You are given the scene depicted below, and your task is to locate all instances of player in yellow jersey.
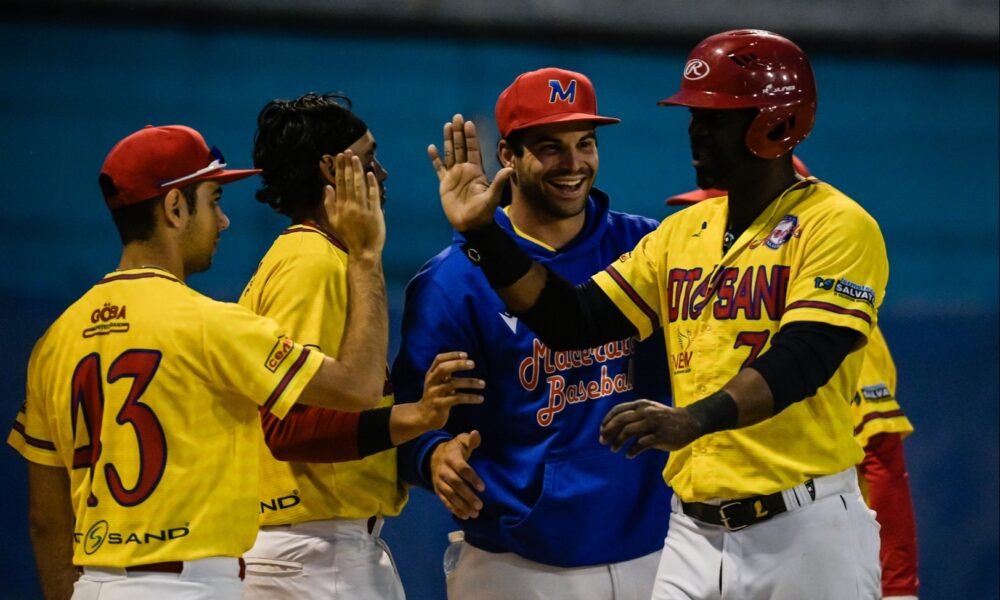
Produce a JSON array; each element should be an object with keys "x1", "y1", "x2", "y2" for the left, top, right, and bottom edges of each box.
[
  {"x1": 668, "y1": 160, "x2": 921, "y2": 599},
  {"x1": 240, "y1": 92, "x2": 484, "y2": 599},
  {"x1": 429, "y1": 30, "x2": 886, "y2": 599},
  {"x1": 8, "y1": 124, "x2": 391, "y2": 600}
]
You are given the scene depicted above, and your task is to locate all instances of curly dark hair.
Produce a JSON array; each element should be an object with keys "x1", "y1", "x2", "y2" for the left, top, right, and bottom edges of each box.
[{"x1": 253, "y1": 92, "x2": 368, "y2": 220}]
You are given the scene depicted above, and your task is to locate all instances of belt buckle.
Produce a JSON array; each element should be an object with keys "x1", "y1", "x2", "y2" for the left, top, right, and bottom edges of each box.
[{"x1": 718, "y1": 501, "x2": 749, "y2": 531}]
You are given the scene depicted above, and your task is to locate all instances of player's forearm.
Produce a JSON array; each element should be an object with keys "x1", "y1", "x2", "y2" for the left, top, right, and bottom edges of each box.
[
  {"x1": 28, "y1": 463, "x2": 76, "y2": 600},
  {"x1": 862, "y1": 433, "x2": 920, "y2": 596},
  {"x1": 30, "y1": 527, "x2": 75, "y2": 600},
  {"x1": 340, "y1": 253, "x2": 389, "y2": 400}
]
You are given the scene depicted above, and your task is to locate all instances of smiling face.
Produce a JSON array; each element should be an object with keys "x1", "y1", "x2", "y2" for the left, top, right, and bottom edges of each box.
[
  {"x1": 687, "y1": 107, "x2": 758, "y2": 191},
  {"x1": 179, "y1": 181, "x2": 229, "y2": 275},
  {"x1": 500, "y1": 121, "x2": 599, "y2": 220}
]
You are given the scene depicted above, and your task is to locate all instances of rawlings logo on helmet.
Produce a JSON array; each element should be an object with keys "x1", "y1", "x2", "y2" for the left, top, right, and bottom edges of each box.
[{"x1": 683, "y1": 59, "x2": 710, "y2": 80}]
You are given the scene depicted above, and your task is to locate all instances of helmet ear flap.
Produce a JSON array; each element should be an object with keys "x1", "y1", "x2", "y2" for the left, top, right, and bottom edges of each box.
[{"x1": 745, "y1": 103, "x2": 816, "y2": 159}]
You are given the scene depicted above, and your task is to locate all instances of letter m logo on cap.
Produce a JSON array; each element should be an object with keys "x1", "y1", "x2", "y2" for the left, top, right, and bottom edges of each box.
[{"x1": 548, "y1": 79, "x2": 577, "y2": 104}]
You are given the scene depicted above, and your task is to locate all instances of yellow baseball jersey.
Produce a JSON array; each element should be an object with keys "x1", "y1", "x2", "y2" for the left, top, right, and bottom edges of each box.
[
  {"x1": 7, "y1": 267, "x2": 323, "y2": 567},
  {"x1": 241, "y1": 224, "x2": 406, "y2": 525},
  {"x1": 851, "y1": 325, "x2": 913, "y2": 448},
  {"x1": 593, "y1": 179, "x2": 889, "y2": 502}
]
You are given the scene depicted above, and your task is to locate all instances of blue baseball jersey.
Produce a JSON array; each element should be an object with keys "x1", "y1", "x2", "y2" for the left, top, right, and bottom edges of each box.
[{"x1": 393, "y1": 190, "x2": 671, "y2": 567}]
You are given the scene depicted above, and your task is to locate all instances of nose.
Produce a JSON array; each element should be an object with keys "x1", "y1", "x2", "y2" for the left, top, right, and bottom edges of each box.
[
  {"x1": 217, "y1": 206, "x2": 230, "y2": 232},
  {"x1": 559, "y1": 148, "x2": 583, "y2": 171},
  {"x1": 373, "y1": 159, "x2": 388, "y2": 182}
]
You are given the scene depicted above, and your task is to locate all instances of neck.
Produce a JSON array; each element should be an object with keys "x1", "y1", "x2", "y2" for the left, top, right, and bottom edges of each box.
[
  {"x1": 303, "y1": 205, "x2": 334, "y2": 236},
  {"x1": 725, "y1": 164, "x2": 800, "y2": 235},
  {"x1": 118, "y1": 240, "x2": 185, "y2": 281},
  {"x1": 507, "y1": 193, "x2": 587, "y2": 251}
]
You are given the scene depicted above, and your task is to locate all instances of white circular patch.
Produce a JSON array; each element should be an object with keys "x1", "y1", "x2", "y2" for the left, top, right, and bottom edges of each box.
[{"x1": 683, "y1": 59, "x2": 710, "y2": 80}]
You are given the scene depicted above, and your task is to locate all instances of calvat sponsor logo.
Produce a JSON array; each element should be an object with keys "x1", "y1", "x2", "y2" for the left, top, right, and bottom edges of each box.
[
  {"x1": 75, "y1": 520, "x2": 190, "y2": 554},
  {"x1": 834, "y1": 278, "x2": 875, "y2": 306}
]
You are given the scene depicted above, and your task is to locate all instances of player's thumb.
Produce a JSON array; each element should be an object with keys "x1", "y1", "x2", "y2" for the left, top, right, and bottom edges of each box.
[
  {"x1": 460, "y1": 429, "x2": 482, "y2": 457},
  {"x1": 487, "y1": 168, "x2": 514, "y2": 204}
]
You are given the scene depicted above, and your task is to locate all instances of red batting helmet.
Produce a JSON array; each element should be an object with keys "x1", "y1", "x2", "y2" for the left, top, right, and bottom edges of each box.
[{"x1": 659, "y1": 29, "x2": 817, "y2": 159}]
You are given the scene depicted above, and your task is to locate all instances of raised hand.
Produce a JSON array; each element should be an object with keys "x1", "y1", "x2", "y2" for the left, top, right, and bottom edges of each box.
[
  {"x1": 416, "y1": 352, "x2": 486, "y2": 431},
  {"x1": 324, "y1": 151, "x2": 385, "y2": 257},
  {"x1": 599, "y1": 399, "x2": 699, "y2": 457},
  {"x1": 428, "y1": 114, "x2": 513, "y2": 232},
  {"x1": 430, "y1": 430, "x2": 485, "y2": 520}
]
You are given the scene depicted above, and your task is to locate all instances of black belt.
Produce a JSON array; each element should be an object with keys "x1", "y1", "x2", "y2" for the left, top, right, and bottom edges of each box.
[{"x1": 682, "y1": 479, "x2": 816, "y2": 531}]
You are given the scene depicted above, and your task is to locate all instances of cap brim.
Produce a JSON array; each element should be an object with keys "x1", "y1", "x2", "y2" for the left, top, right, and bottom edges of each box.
[
  {"x1": 657, "y1": 89, "x2": 758, "y2": 109},
  {"x1": 192, "y1": 168, "x2": 261, "y2": 187},
  {"x1": 665, "y1": 187, "x2": 725, "y2": 206},
  {"x1": 506, "y1": 113, "x2": 620, "y2": 136}
]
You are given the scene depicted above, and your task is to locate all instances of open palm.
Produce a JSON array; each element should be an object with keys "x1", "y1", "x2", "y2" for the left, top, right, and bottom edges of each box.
[{"x1": 428, "y1": 114, "x2": 512, "y2": 232}]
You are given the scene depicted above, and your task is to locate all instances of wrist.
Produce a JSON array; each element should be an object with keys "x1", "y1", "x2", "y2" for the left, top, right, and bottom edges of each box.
[
  {"x1": 461, "y1": 221, "x2": 533, "y2": 289},
  {"x1": 685, "y1": 390, "x2": 739, "y2": 436}
]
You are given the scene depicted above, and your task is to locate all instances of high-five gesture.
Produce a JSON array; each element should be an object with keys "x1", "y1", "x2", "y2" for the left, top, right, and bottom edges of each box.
[
  {"x1": 324, "y1": 151, "x2": 386, "y2": 257},
  {"x1": 428, "y1": 114, "x2": 513, "y2": 232}
]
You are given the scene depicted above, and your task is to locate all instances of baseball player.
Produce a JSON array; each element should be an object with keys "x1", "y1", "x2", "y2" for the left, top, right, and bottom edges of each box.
[
  {"x1": 394, "y1": 68, "x2": 671, "y2": 600},
  {"x1": 8, "y1": 124, "x2": 389, "y2": 599},
  {"x1": 240, "y1": 92, "x2": 484, "y2": 599},
  {"x1": 668, "y1": 159, "x2": 921, "y2": 599},
  {"x1": 430, "y1": 30, "x2": 887, "y2": 599}
]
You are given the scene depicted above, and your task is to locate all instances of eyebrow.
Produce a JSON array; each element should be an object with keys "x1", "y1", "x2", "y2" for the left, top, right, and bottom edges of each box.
[{"x1": 529, "y1": 132, "x2": 597, "y2": 145}]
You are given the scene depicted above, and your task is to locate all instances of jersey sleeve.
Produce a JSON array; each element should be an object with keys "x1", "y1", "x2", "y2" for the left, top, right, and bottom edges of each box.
[
  {"x1": 200, "y1": 301, "x2": 324, "y2": 420},
  {"x1": 392, "y1": 267, "x2": 475, "y2": 488},
  {"x1": 8, "y1": 337, "x2": 64, "y2": 467},
  {"x1": 782, "y1": 204, "x2": 889, "y2": 338},
  {"x1": 590, "y1": 226, "x2": 665, "y2": 341},
  {"x1": 852, "y1": 327, "x2": 913, "y2": 447}
]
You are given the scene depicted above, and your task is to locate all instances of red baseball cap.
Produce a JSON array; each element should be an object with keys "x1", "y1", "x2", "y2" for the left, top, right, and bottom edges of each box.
[
  {"x1": 665, "y1": 155, "x2": 812, "y2": 206},
  {"x1": 495, "y1": 67, "x2": 620, "y2": 138},
  {"x1": 99, "y1": 125, "x2": 260, "y2": 209}
]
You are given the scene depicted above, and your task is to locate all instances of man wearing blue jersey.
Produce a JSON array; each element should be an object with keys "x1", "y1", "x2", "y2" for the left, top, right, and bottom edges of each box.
[{"x1": 393, "y1": 68, "x2": 671, "y2": 600}]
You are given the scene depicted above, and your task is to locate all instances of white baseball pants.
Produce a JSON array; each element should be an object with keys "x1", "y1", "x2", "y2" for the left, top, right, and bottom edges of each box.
[
  {"x1": 243, "y1": 517, "x2": 405, "y2": 600},
  {"x1": 73, "y1": 557, "x2": 243, "y2": 599},
  {"x1": 652, "y1": 467, "x2": 881, "y2": 600},
  {"x1": 447, "y1": 542, "x2": 662, "y2": 600}
]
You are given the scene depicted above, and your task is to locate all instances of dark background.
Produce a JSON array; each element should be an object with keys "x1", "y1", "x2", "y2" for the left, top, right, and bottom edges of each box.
[{"x1": 0, "y1": 8, "x2": 996, "y2": 599}]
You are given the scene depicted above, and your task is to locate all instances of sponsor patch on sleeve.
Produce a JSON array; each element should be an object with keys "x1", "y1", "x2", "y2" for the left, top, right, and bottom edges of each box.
[
  {"x1": 860, "y1": 383, "x2": 893, "y2": 401},
  {"x1": 264, "y1": 336, "x2": 295, "y2": 372},
  {"x1": 814, "y1": 277, "x2": 876, "y2": 306}
]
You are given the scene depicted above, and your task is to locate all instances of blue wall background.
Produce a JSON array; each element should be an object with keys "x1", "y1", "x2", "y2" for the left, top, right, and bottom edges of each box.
[{"x1": 1, "y1": 19, "x2": 996, "y2": 599}]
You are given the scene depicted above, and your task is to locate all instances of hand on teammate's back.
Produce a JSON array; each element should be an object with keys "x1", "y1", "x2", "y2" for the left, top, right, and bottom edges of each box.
[
  {"x1": 428, "y1": 114, "x2": 512, "y2": 233},
  {"x1": 599, "y1": 399, "x2": 700, "y2": 456},
  {"x1": 325, "y1": 151, "x2": 385, "y2": 256},
  {"x1": 430, "y1": 430, "x2": 485, "y2": 520}
]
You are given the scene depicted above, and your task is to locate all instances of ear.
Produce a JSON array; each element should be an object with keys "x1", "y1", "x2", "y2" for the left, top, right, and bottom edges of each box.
[
  {"x1": 497, "y1": 140, "x2": 516, "y2": 169},
  {"x1": 318, "y1": 155, "x2": 336, "y2": 184},
  {"x1": 160, "y1": 188, "x2": 187, "y2": 229}
]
